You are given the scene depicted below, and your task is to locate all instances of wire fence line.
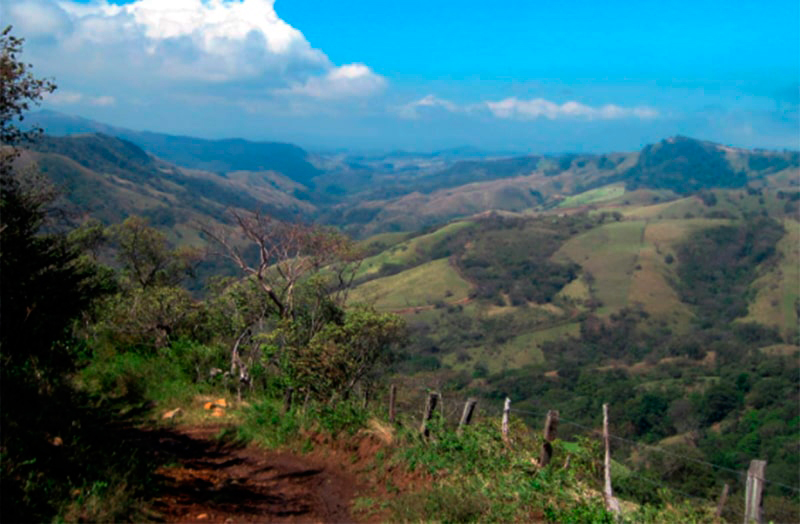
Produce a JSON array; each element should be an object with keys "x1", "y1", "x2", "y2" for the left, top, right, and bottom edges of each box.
[
  {"x1": 504, "y1": 404, "x2": 800, "y2": 494},
  {"x1": 369, "y1": 382, "x2": 800, "y2": 516}
]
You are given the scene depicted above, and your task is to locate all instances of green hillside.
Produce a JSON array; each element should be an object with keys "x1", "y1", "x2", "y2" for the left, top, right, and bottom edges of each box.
[
  {"x1": 17, "y1": 134, "x2": 316, "y2": 248},
  {"x1": 349, "y1": 258, "x2": 473, "y2": 311}
]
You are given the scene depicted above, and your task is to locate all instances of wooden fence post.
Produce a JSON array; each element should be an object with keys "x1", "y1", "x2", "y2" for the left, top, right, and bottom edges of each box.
[
  {"x1": 420, "y1": 392, "x2": 439, "y2": 438},
  {"x1": 283, "y1": 387, "x2": 294, "y2": 414},
  {"x1": 362, "y1": 386, "x2": 370, "y2": 410},
  {"x1": 744, "y1": 460, "x2": 766, "y2": 524},
  {"x1": 603, "y1": 403, "x2": 620, "y2": 514},
  {"x1": 388, "y1": 384, "x2": 397, "y2": 423},
  {"x1": 714, "y1": 482, "x2": 729, "y2": 519},
  {"x1": 501, "y1": 397, "x2": 511, "y2": 442},
  {"x1": 539, "y1": 410, "x2": 559, "y2": 467},
  {"x1": 457, "y1": 398, "x2": 477, "y2": 435}
]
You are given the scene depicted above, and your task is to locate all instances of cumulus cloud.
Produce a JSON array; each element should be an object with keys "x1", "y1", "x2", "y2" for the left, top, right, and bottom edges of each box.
[
  {"x1": 4, "y1": 0, "x2": 72, "y2": 37},
  {"x1": 485, "y1": 97, "x2": 659, "y2": 120},
  {"x1": 5, "y1": 0, "x2": 384, "y2": 104},
  {"x1": 280, "y1": 63, "x2": 387, "y2": 99}
]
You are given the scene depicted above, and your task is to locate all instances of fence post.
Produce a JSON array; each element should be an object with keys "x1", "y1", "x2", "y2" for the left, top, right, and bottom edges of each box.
[
  {"x1": 389, "y1": 384, "x2": 397, "y2": 423},
  {"x1": 283, "y1": 387, "x2": 294, "y2": 414},
  {"x1": 501, "y1": 397, "x2": 511, "y2": 442},
  {"x1": 603, "y1": 403, "x2": 620, "y2": 514},
  {"x1": 362, "y1": 386, "x2": 370, "y2": 410},
  {"x1": 744, "y1": 460, "x2": 766, "y2": 524},
  {"x1": 457, "y1": 398, "x2": 477, "y2": 435},
  {"x1": 540, "y1": 410, "x2": 559, "y2": 467},
  {"x1": 715, "y1": 482, "x2": 729, "y2": 519},
  {"x1": 420, "y1": 392, "x2": 439, "y2": 438}
]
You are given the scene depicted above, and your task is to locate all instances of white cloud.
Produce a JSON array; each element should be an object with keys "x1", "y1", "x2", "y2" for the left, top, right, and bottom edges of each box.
[
  {"x1": 89, "y1": 95, "x2": 116, "y2": 107},
  {"x1": 43, "y1": 90, "x2": 116, "y2": 106},
  {"x1": 6, "y1": 0, "x2": 384, "y2": 103},
  {"x1": 5, "y1": 0, "x2": 72, "y2": 37},
  {"x1": 396, "y1": 94, "x2": 462, "y2": 119},
  {"x1": 485, "y1": 97, "x2": 659, "y2": 120},
  {"x1": 395, "y1": 95, "x2": 658, "y2": 121},
  {"x1": 44, "y1": 90, "x2": 84, "y2": 105},
  {"x1": 281, "y1": 63, "x2": 386, "y2": 99}
]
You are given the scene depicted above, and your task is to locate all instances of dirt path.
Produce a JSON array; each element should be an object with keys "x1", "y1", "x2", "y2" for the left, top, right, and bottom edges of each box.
[{"x1": 149, "y1": 425, "x2": 357, "y2": 523}]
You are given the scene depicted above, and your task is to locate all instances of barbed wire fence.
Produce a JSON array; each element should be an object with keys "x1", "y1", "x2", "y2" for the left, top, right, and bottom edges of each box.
[{"x1": 358, "y1": 380, "x2": 800, "y2": 523}]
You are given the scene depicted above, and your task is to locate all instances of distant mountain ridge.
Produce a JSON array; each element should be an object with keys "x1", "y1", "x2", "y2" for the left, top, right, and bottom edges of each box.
[
  {"x1": 27, "y1": 110, "x2": 320, "y2": 184},
  {"x1": 20, "y1": 111, "x2": 799, "y2": 240}
]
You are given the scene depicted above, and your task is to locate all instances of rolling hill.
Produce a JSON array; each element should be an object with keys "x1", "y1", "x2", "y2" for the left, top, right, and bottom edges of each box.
[
  {"x1": 28, "y1": 110, "x2": 321, "y2": 184},
  {"x1": 15, "y1": 133, "x2": 316, "y2": 247}
]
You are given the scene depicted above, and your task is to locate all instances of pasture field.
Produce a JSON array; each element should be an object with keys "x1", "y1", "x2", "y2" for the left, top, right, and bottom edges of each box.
[
  {"x1": 556, "y1": 276, "x2": 592, "y2": 303},
  {"x1": 621, "y1": 196, "x2": 704, "y2": 220},
  {"x1": 557, "y1": 184, "x2": 625, "y2": 209},
  {"x1": 553, "y1": 220, "x2": 646, "y2": 314},
  {"x1": 349, "y1": 258, "x2": 473, "y2": 311},
  {"x1": 357, "y1": 231, "x2": 410, "y2": 253},
  {"x1": 354, "y1": 220, "x2": 475, "y2": 280},
  {"x1": 442, "y1": 322, "x2": 580, "y2": 374}
]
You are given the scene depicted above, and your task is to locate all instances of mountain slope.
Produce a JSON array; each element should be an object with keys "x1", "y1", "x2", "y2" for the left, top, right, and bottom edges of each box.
[
  {"x1": 28, "y1": 110, "x2": 320, "y2": 184},
  {"x1": 17, "y1": 133, "x2": 315, "y2": 245}
]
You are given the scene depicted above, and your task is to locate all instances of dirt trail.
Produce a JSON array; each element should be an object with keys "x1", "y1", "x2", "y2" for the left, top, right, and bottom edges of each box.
[{"x1": 150, "y1": 425, "x2": 357, "y2": 523}]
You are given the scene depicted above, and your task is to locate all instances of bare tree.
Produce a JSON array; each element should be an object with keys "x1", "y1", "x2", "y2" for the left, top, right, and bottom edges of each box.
[
  {"x1": 201, "y1": 210, "x2": 364, "y2": 397},
  {"x1": 203, "y1": 210, "x2": 361, "y2": 318}
]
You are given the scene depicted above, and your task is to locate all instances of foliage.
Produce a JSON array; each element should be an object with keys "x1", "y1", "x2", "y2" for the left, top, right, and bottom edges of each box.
[
  {"x1": 623, "y1": 137, "x2": 747, "y2": 193},
  {"x1": 0, "y1": 26, "x2": 56, "y2": 153},
  {"x1": 458, "y1": 216, "x2": 580, "y2": 305},
  {"x1": 265, "y1": 305, "x2": 406, "y2": 399},
  {"x1": 111, "y1": 215, "x2": 200, "y2": 289},
  {"x1": 676, "y1": 217, "x2": 784, "y2": 326},
  {"x1": 238, "y1": 396, "x2": 370, "y2": 448}
]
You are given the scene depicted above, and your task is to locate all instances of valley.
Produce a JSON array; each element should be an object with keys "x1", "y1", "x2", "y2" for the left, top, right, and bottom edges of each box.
[{"x1": 6, "y1": 110, "x2": 800, "y2": 523}]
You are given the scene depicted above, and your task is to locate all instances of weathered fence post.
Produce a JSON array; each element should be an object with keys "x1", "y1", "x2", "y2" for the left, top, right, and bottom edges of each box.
[
  {"x1": 362, "y1": 386, "x2": 370, "y2": 410},
  {"x1": 420, "y1": 392, "x2": 439, "y2": 438},
  {"x1": 715, "y1": 482, "x2": 729, "y2": 519},
  {"x1": 388, "y1": 384, "x2": 397, "y2": 423},
  {"x1": 283, "y1": 387, "x2": 294, "y2": 414},
  {"x1": 501, "y1": 397, "x2": 511, "y2": 442},
  {"x1": 539, "y1": 410, "x2": 559, "y2": 467},
  {"x1": 603, "y1": 403, "x2": 620, "y2": 514},
  {"x1": 457, "y1": 398, "x2": 477, "y2": 435},
  {"x1": 744, "y1": 460, "x2": 766, "y2": 524}
]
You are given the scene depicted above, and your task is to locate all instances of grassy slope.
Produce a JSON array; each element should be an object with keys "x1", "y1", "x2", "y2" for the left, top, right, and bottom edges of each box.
[
  {"x1": 742, "y1": 218, "x2": 800, "y2": 337},
  {"x1": 349, "y1": 258, "x2": 473, "y2": 311},
  {"x1": 355, "y1": 221, "x2": 475, "y2": 280},
  {"x1": 626, "y1": 220, "x2": 722, "y2": 325},
  {"x1": 553, "y1": 221, "x2": 646, "y2": 314},
  {"x1": 443, "y1": 321, "x2": 580, "y2": 374},
  {"x1": 557, "y1": 184, "x2": 625, "y2": 208}
]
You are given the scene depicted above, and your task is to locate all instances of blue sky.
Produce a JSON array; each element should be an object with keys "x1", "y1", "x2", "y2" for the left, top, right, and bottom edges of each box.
[{"x1": 4, "y1": 0, "x2": 798, "y2": 152}]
